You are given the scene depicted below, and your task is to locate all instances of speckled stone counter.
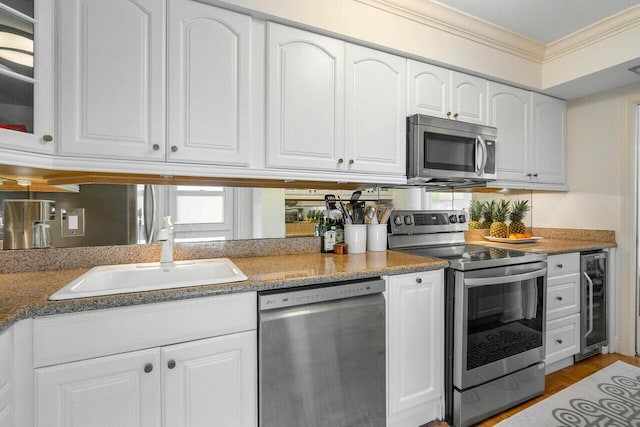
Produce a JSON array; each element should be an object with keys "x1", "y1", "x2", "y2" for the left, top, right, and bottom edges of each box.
[
  {"x1": 465, "y1": 227, "x2": 616, "y2": 254},
  {"x1": 0, "y1": 251, "x2": 447, "y2": 334}
]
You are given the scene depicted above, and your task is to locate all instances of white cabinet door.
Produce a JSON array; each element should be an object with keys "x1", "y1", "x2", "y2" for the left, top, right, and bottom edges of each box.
[
  {"x1": 387, "y1": 270, "x2": 444, "y2": 423},
  {"x1": 451, "y1": 71, "x2": 486, "y2": 125},
  {"x1": 407, "y1": 61, "x2": 450, "y2": 118},
  {"x1": 266, "y1": 22, "x2": 345, "y2": 171},
  {"x1": 57, "y1": 0, "x2": 165, "y2": 160},
  {"x1": 167, "y1": 0, "x2": 251, "y2": 166},
  {"x1": 345, "y1": 44, "x2": 406, "y2": 175},
  {"x1": 531, "y1": 93, "x2": 567, "y2": 184},
  {"x1": 0, "y1": 0, "x2": 54, "y2": 154},
  {"x1": 162, "y1": 331, "x2": 256, "y2": 427},
  {"x1": 35, "y1": 348, "x2": 161, "y2": 427},
  {"x1": 487, "y1": 82, "x2": 530, "y2": 182},
  {"x1": 0, "y1": 329, "x2": 12, "y2": 427}
]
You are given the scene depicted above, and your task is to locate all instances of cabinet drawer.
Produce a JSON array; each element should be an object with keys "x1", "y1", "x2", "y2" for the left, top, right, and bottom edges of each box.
[
  {"x1": 546, "y1": 273, "x2": 580, "y2": 321},
  {"x1": 547, "y1": 253, "x2": 579, "y2": 277},
  {"x1": 545, "y1": 313, "x2": 580, "y2": 365},
  {"x1": 34, "y1": 292, "x2": 256, "y2": 368}
]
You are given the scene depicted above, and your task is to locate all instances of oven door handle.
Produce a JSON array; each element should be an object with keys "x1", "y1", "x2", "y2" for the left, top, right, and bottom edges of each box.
[
  {"x1": 584, "y1": 272, "x2": 594, "y2": 338},
  {"x1": 464, "y1": 268, "x2": 547, "y2": 288}
]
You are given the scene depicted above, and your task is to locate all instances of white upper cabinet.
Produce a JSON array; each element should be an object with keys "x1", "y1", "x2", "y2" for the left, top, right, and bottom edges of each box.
[
  {"x1": 266, "y1": 22, "x2": 345, "y2": 171},
  {"x1": 408, "y1": 61, "x2": 486, "y2": 125},
  {"x1": 488, "y1": 84, "x2": 567, "y2": 187},
  {"x1": 344, "y1": 44, "x2": 406, "y2": 175},
  {"x1": 57, "y1": 0, "x2": 166, "y2": 160},
  {"x1": 167, "y1": 0, "x2": 251, "y2": 166},
  {"x1": 531, "y1": 92, "x2": 567, "y2": 184},
  {"x1": 267, "y1": 23, "x2": 406, "y2": 177},
  {"x1": 0, "y1": 0, "x2": 54, "y2": 154},
  {"x1": 407, "y1": 61, "x2": 450, "y2": 119},
  {"x1": 451, "y1": 71, "x2": 486, "y2": 125},
  {"x1": 487, "y1": 82, "x2": 530, "y2": 182}
]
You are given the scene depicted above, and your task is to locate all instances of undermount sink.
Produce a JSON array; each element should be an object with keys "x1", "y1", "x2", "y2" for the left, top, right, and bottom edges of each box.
[{"x1": 49, "y1": 258, "x2": 248, "y2": 300}]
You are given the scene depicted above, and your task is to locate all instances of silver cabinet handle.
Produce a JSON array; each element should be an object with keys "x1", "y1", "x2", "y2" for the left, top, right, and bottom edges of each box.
[
  {"x1": 416, "y1": 277, "x2": 422, "y2": 284},
  {"x1": 533, "y1": 173, "x2": 539, "y2": 177},
  {"x1": 152, "y1": 144, "x2": 160, "y2": 151},
  {"x1": 446, "y1": 112, "x2": 452, "y2": 117},
  {"x1": 454, "y1": 113, "x2": 459, "y2": 118},
  {"x1": 168, "y1": 360, "x2": 176, "y2": 369},
  {"x1": 338, "y1": 158, "x2": 344, "y2": 164},
  {"x1": 557, "y1": 264, "x2": 563, "y2": 268},
  {"x1": 556, "y1": 296, "x2": 563, "y2": 301},
  {"x1": 144, "y1": 363, "x2": 153, "y2": 373},
  {"x1": 43, "y1": 134, "x2": 53, "y2": 142},
  {"x1": 526, "y1": 173, "x2": 532, "y2": 177},
  {"x1": 171, "y1": 145, "x2": 178, "y2": 152},
  {"x1": 556, "y1": 339, "x2": 563, "y2": 344},
  {"x1": 584, "y1": 272, "x2": 594, "y2": 338}
]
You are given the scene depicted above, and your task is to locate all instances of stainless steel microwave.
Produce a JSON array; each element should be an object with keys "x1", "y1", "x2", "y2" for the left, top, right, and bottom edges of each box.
[{"x1": 407, "y1": 114, "x2": 497, "y2": 187}]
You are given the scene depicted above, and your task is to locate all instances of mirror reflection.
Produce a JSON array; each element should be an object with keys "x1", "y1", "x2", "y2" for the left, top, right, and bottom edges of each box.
[{"x1": 0, "y1": 183, "x2": 531, "y2": 250}]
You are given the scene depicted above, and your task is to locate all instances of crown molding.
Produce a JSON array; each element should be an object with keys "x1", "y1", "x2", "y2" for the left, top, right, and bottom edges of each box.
[
  {"x1": 354, "y1": 0, "x2": 546, "y2": 63},
  {"x1": 545, "y1": 4, "x2": 640, "y2": 62}
]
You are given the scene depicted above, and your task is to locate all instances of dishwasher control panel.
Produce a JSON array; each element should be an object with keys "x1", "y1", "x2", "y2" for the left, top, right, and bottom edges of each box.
[{"x1": 259, "y1": 279, "x2": 385, "y2": 310}]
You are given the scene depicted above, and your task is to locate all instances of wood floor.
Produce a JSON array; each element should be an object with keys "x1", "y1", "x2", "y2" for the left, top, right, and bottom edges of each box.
[{"x1": 425, "y1": 353, "x2": 640, "y2": 427}]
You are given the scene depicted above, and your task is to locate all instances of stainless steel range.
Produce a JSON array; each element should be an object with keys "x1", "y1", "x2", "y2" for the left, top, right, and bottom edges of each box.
[{"x1": 388, "y1": 210, "x2": 548, "y2": 427}]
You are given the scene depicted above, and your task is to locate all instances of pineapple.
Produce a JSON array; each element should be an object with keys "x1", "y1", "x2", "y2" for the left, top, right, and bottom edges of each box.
[
  {"x1": 480, "y1": 200, "x2": 495, "y2": 229},
  {"x1": 508, "y1": 200, "x2": 530, "y2": 235},
  {"x1": 468, "y1": 200, "x2": 484, "y2": 229},
  {"x1": 489, "y1": 200, "x2": 510, "y2": 238}
]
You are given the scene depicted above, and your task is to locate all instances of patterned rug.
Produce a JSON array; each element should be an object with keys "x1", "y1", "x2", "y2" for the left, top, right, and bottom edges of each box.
[{"x1": 495, "y1": 361, "x2": 640, "y2": 427}]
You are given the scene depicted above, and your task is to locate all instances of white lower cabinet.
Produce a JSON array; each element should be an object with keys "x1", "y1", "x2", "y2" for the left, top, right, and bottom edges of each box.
[
  {"x1": 385, "y1": 270, "x2": 444, "y2": 427},
  {"x1": 33, "y1": 294, "x2": 257, "y2": 427},
  {"x1": 545, "y1": 253, "x2": 581, "y2": 372}
]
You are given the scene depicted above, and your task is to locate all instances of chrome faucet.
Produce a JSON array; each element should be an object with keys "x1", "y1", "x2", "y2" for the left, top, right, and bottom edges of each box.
[{"x1": 157, "y1": 216, "x2": 174, "y2": 264}]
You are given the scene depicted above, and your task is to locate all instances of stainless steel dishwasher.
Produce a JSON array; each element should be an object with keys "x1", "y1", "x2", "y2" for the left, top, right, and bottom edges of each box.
[{"x1": 258, "y1": 279, "x2": 386, "y2": 427}]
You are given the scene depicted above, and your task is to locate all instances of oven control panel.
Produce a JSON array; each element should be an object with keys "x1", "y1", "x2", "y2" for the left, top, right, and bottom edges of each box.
[{"x1": 389, "y1": 210, "x2": 468, "y2": 235}]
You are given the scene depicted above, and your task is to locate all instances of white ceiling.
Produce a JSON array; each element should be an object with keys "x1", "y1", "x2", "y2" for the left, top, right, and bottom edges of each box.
[{"x1": 434, "y1": 0, "x2": 639, "y2": 44}]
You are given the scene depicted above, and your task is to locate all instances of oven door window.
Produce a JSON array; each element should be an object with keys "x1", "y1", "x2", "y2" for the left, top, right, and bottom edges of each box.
[{"x1": 466, "y1": 278, "x2": 544, "y2": 371}]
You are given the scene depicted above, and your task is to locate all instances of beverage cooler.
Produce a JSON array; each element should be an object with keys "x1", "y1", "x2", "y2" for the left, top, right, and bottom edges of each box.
[{"x1": 575, "y1": 251, "x2": 608, "y2": 361}]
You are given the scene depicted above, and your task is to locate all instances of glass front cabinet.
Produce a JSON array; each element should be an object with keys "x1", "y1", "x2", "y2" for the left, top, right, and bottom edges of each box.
[{"x1": 0, "y1": 0, "x2": 53, "y2": 154}]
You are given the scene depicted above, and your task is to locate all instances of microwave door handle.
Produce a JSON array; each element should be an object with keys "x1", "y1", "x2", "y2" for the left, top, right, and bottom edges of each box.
[
  {"x1": 584, "y1": 272, "x2": 594, "y2": 338},
  {"x1": 474, "y1": 137, "x2": 480, "y2": 175},
  {"x1": 464, "y1": 268, "x2": 547, "y2": 288},
  {"x1": 477, "y1": 135, "x2": 488, "y2": 175}
]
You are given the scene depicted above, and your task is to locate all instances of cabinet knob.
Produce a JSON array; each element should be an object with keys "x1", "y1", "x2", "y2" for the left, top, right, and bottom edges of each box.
[
  {"x1": 349, "y1": 159, "x2": 355, "y2": 165},
  {"x1": 557, "y1": 264, "x2": 563, "y2": 268},
  {"x1": 454, "y1": 113, "x2": 459, "y2": 118},
  {"x1": 446, "y1": 112, "x2": 452, "y2": 117},
  {"x1": 526, "y1": 173, "x2": 532, "y2": 177},
  {"x1": 556, "y1": 296, "x2": 563, "y2": 301},
  {"x1": 556, "y1": 339, "x2": 563, "y2": 344},
  {"x1": 533, "y1": 173, "x2": 539, "y2": 177},
  {"x1": 43, "y1": 134, "x2": 53, "y2": 142},
  {"x1": 171, "y1": 145, "x2": 178, "y2": 152},
  {"x1": 338, "y1": 158, "x2": 344, "y2": 164},
  {"x1": 152, "y1": 144, "x2": 160, "y2": 151},
  {"x1": 167, "y1": 359, "x2": 176, "y2": 369},
  {"x1": 144, "y1": 363, "x2": 153, "y2": 373},
  {"x1": 416, "y1": 277, "x2": 422, "y2": 284}
]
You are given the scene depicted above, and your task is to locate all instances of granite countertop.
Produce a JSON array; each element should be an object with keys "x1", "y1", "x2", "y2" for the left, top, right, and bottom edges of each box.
[
  {"x1": 465, "y1": 227, "x2": 617, "y2": 254},
  {"x1": 0, "y1": 251, "x2": 447, "y2": 334}
]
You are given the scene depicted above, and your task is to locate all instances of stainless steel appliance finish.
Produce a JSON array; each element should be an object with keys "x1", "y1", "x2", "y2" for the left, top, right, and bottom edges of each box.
[
  {"x1": 407, "y1": 114, "x2": 497, "y2": 188},
  {"x1": 2, "y1": 199, "x2": 55, "y2": 249},
  {"x1": 575, "y1": 251, "x2": 608, "y2": 361},
  {"x1": 259, "y1": 279, "x2": 386, "y2": 427},
  {"x1": 388, "y1": 210, "x2": 547, "y2": 427}
]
